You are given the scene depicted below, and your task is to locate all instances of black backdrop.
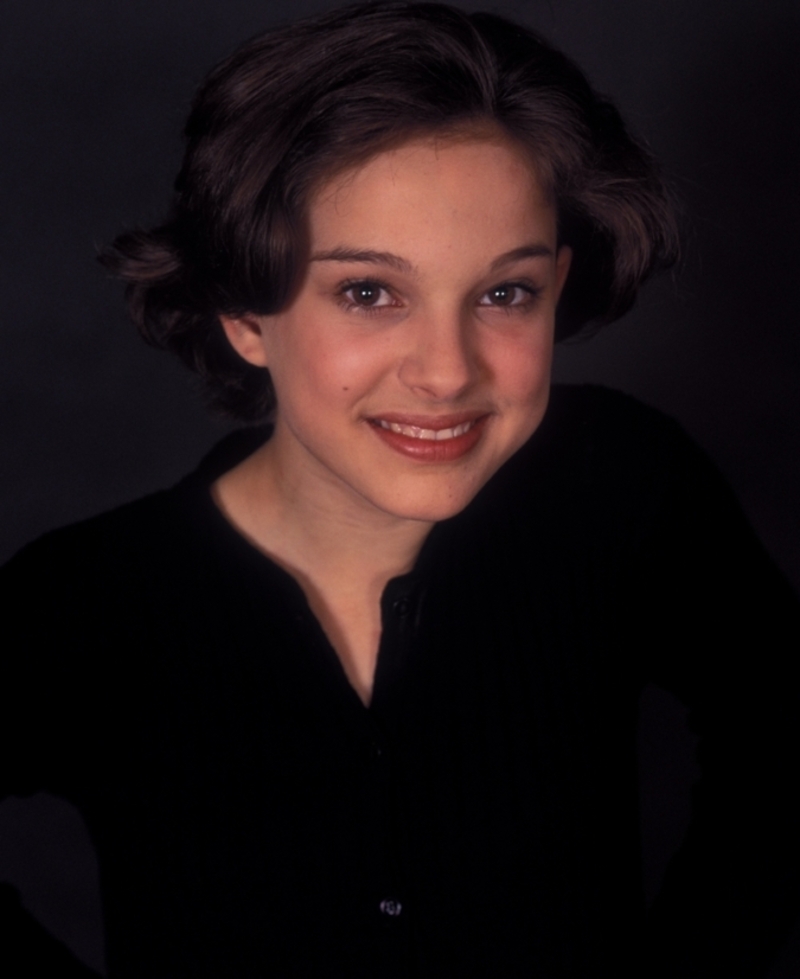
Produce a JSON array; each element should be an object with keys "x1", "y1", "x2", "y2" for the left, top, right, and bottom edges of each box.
[{"x1": 1, "y1": 0, "x2": 799, "y2": 974}]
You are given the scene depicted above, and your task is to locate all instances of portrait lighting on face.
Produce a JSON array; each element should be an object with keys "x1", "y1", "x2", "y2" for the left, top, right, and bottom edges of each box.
[{"x1": 220, "y1": 133, "x2": 572, "y2": 528}]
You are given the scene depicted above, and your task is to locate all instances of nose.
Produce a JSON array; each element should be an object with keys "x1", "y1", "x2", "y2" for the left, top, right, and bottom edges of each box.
[{"x1": 398, "y1": 309, "x2": 480, "y2": 402}]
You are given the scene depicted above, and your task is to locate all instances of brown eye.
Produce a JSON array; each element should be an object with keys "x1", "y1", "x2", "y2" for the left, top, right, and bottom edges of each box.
[
  {"x1": 354, "y1": 283, "x2": 380, "y2": 305},
  {"x1": 478, "y1": 282, "x2": 537, "y2": 308},
  {"x1": 343, "y1": 281, "x2": 393, "y2": 307},
  {"x1": 488, "y1": 285, "x2": 515, "y2": 306}
]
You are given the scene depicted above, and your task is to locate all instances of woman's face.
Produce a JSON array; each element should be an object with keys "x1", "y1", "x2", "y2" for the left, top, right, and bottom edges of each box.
[{"x1": 223, "y1": 134, "x2": 571, "y2": 526}]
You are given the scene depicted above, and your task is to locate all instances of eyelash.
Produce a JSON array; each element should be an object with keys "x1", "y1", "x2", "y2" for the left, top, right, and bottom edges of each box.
[{"x1": 336, "y1": 279, "x2": 543, "y2": 315}]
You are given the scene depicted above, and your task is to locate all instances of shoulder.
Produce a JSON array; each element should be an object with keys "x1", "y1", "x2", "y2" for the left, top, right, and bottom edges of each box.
[
  {"x1": 1, "y1": 425, "x2": 269, "y2": 596},
  {"x1": 539, "y1": 386, "x2": 799, "y2": 615},
  {"x1": 481, "y1": 384, "x2": 705, "y2": 526},
  {"x1": 2, "y1": 487, "x2": 176, "y2": 586},
  {"x1": 0, "y1": 490, "x2": 186, "y2": 665},
  {"x1": 450, "y1": 383, "x2": 782, "y2": 619},
  {"x1": 0, "y1": 431, "x2": 268, "y2": 774},
  {"x1": 543, "y1": 383, "x2": 692, "y2": 468}
]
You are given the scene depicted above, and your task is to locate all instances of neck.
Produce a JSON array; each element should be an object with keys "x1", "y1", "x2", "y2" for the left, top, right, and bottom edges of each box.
[
  {"x1": 212, "y1": 435, "x2": 433, "y2": 594},
  {"x1": 212, "y1": 433, "x2": 436, "y2": 706}
]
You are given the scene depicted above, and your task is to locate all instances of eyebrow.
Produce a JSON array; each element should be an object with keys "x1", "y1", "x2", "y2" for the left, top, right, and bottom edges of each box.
[
  {"x1": 309, "y1": 243, "x2": 554, "y2": 275},
  {"x1": 489, "y1": 244, "x2": 554, "y2": 270},
  {"x1": 310, "y1": 248, "x2": 415, "y2": 274}
]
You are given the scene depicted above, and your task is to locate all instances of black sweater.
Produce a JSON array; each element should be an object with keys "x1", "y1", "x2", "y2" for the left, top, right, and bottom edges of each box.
[{"x1": 2, "y1": 385, "x2": 799, "y2": 977}]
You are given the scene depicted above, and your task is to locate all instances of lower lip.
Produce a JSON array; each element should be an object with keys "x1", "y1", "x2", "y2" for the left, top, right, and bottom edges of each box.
[{"x1": 369, "y1": 417, "x2": 488, "y2": 462}]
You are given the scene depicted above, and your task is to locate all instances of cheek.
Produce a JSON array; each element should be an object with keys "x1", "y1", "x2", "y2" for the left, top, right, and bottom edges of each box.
[
  {"x1": 487, "y1": 329, "x2": 554, "y2": 407},
  {"x1": 286, "y1": 324, "x2": 393, "y2": 404}
]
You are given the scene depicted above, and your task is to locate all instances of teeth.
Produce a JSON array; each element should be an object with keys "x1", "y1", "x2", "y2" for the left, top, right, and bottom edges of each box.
[{"x1": 377, "y1": 419, "x2": 475, "y2": 440}]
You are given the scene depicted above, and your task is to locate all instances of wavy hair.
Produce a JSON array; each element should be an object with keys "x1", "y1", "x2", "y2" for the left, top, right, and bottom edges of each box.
[{"x1": 102, "y1": 1, "x2": 679, "y2": 421}]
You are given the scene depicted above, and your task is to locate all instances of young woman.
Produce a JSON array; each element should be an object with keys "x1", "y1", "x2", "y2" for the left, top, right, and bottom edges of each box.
[{"x1": 2, "y1": 3, "x2": 799, "y2": 976}]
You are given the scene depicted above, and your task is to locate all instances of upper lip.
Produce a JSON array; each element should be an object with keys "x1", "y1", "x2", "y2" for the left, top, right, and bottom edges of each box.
[{"x1": 367, "y1": 411, "x2": 489, "y2": 430}]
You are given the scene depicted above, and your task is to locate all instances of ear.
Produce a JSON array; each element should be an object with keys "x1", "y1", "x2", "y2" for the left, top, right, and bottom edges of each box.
[
  {"x1": 554, "y1": 245, "x2": 572, "y2": 304},
  {"x1": 219, "y1": 313, "x2": 270, "y2": 368}
]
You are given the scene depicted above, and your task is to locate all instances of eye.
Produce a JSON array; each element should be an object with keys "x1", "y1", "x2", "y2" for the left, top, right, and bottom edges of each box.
[
  {"x1": 340, "y1": 280, "x2": 396, "y2": 309},
  {"x1": 478, "y1": 282, "x2": 539, "y2": 308}
]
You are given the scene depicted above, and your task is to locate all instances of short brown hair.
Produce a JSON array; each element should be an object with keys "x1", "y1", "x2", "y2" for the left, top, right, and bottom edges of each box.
[{"x1": 103, "y1": 1, "x2": 679, "y2": 421}]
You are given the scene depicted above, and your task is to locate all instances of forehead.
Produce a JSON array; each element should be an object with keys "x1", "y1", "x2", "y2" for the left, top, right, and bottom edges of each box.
[{"x1": 307, "y1": 135, "x2": 557, "y2": 261}]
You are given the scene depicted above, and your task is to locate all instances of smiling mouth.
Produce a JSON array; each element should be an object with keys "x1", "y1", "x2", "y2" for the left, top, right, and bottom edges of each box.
[
  {"x1": 374, "y1": 419, "x2": 478, "y2": 441},
  {"x1": 367, "y1": 413, "x2": 488, "y2": 462}
]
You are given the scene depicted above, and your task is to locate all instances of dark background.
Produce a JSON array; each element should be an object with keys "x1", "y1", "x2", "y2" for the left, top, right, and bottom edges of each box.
[{"x1": 1, "y1": 0, "x2": 798, "y2": 974}]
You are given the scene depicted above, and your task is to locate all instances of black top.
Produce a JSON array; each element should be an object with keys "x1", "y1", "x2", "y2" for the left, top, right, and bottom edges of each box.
[{"x1": 2, "y1": 385, "x2": 799, "y2": 978}]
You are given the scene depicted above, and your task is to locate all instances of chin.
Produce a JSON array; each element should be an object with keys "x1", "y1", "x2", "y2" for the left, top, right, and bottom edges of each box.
[{"x1": 372, "y1": 478, "x2": 488, "y2": 524}]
